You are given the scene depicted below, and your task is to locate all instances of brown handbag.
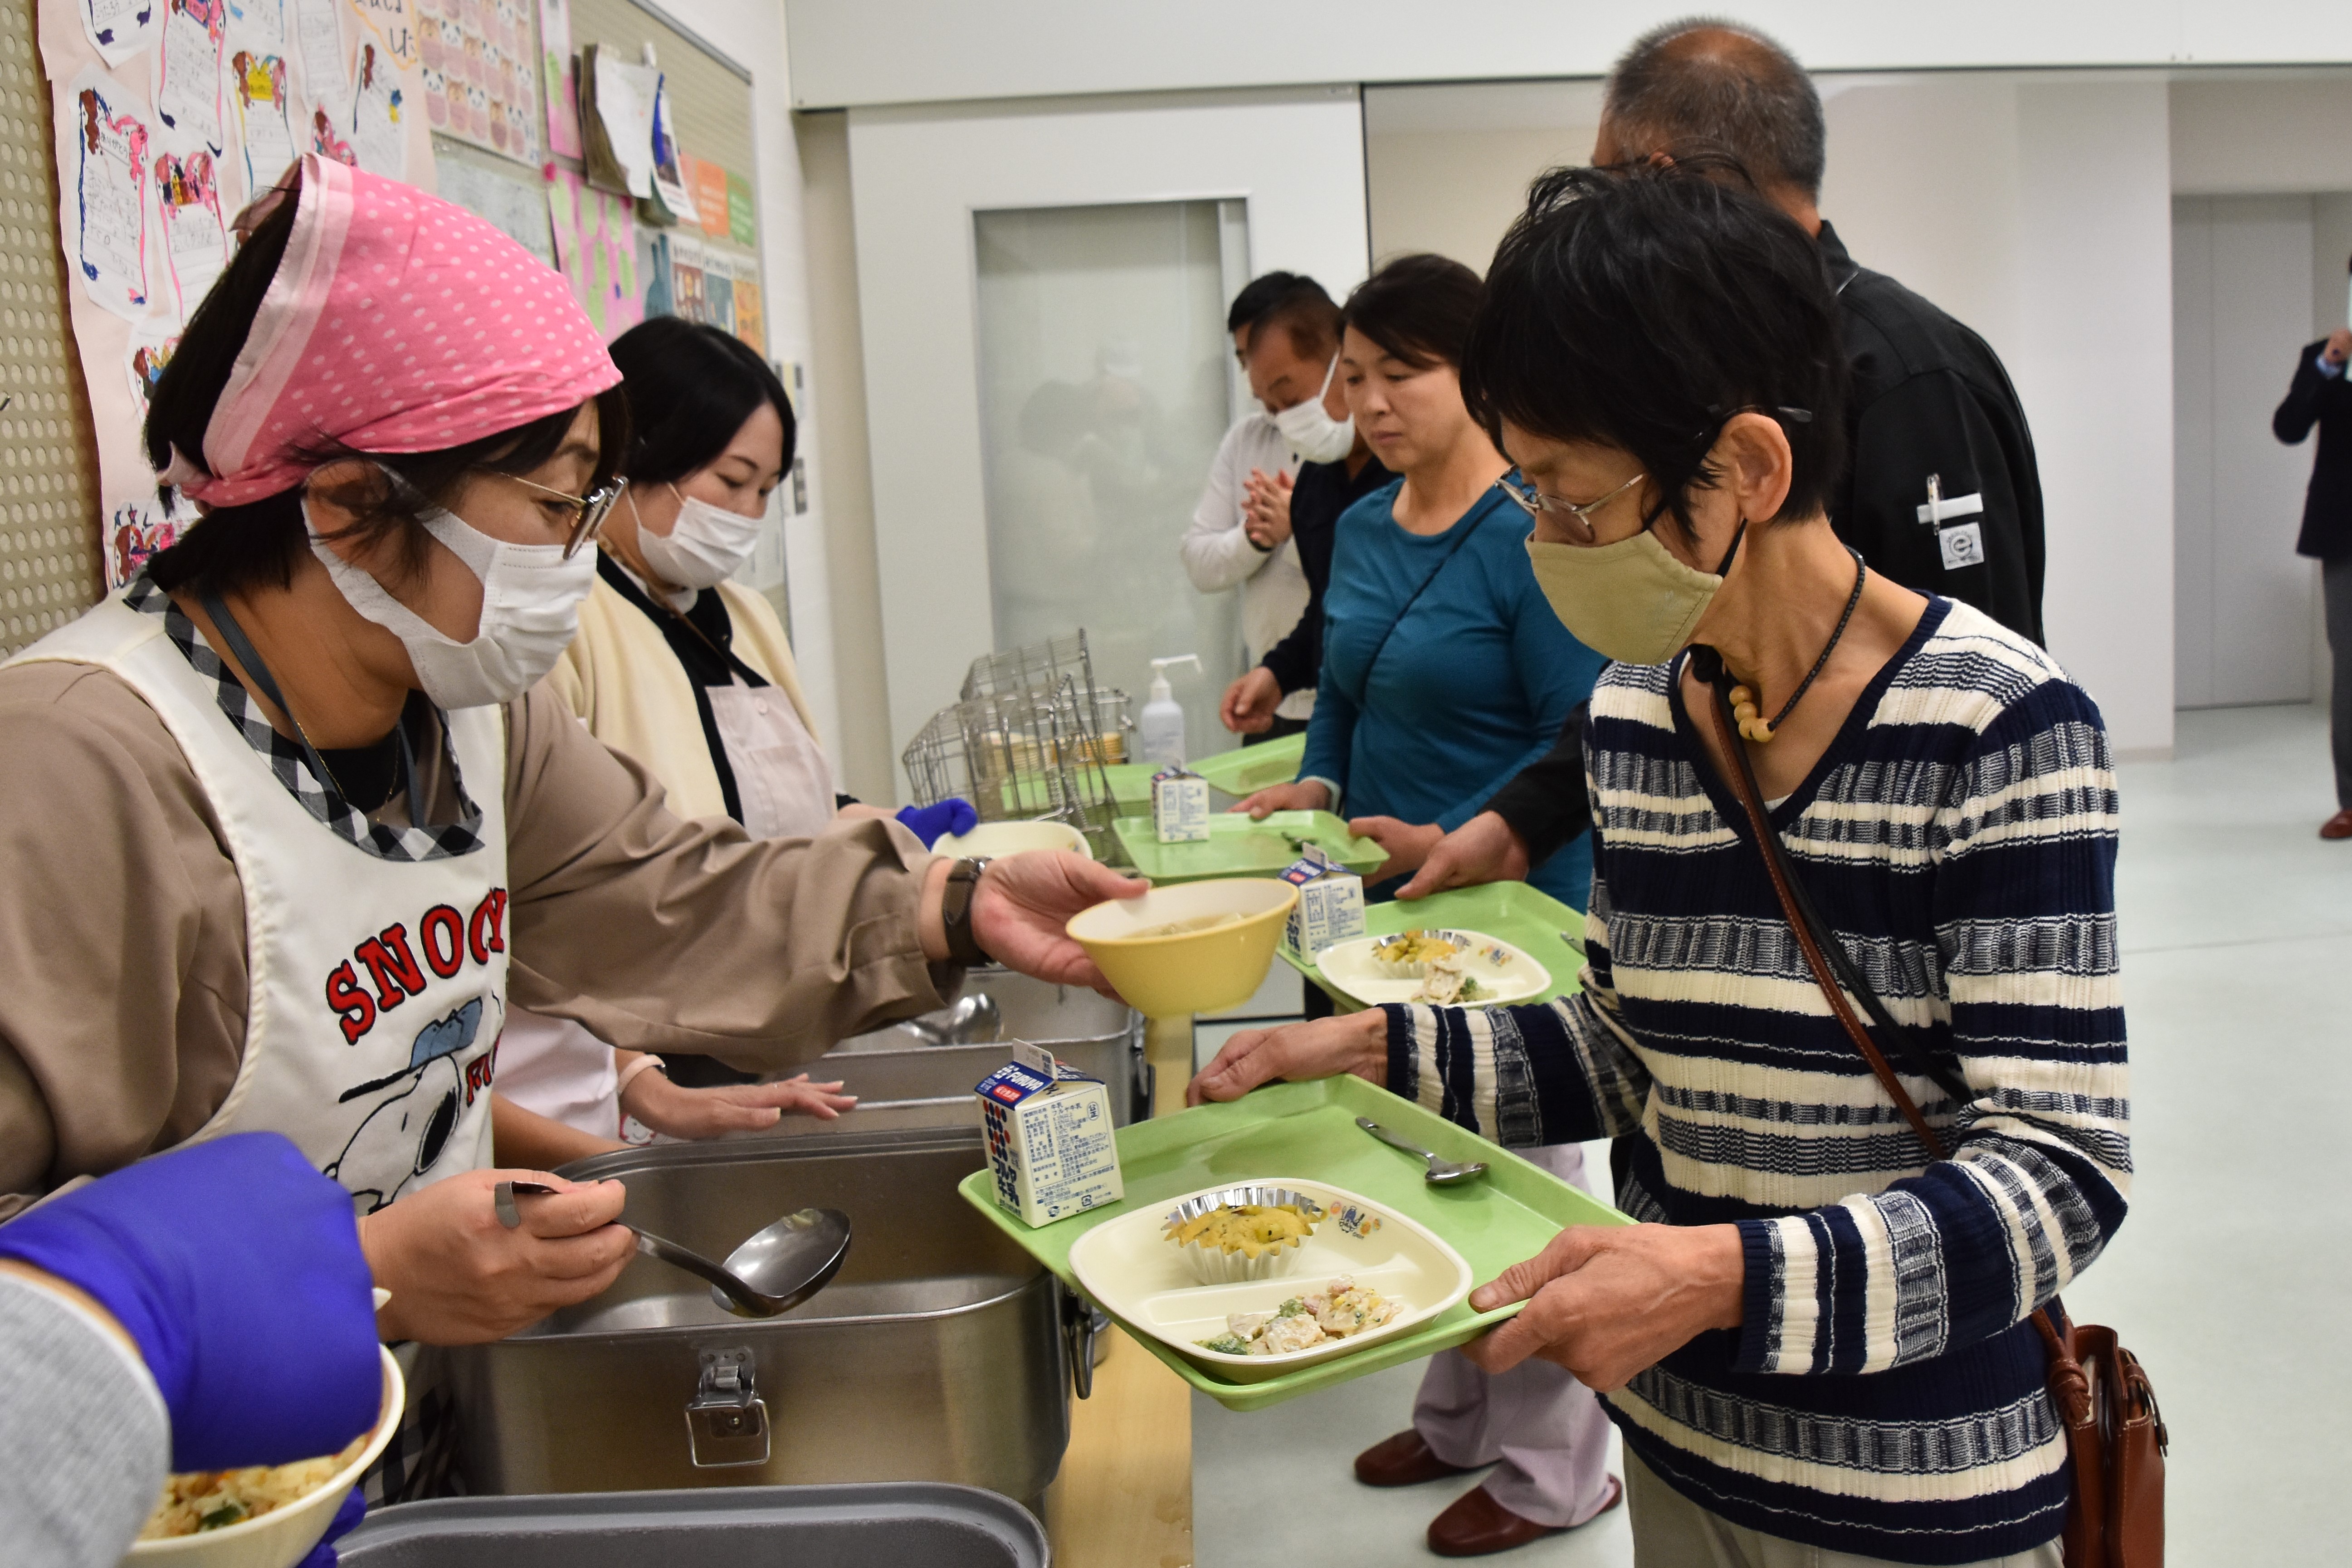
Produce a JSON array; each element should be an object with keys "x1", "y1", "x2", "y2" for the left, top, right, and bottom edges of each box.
[{"x1": 1694, "y1": 661, "x2": 2167, "y2": 1567}]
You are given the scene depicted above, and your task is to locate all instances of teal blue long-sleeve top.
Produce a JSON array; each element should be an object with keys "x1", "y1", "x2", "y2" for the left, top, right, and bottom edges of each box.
[{"x1": 1298, "y1": 479, "x2": 1605, "y2": 909}]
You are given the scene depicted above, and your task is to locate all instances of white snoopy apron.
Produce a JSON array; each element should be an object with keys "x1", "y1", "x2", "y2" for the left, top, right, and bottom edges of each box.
[{"x1": 8, "y1": 592, "x2": 510, "y2": 1214}]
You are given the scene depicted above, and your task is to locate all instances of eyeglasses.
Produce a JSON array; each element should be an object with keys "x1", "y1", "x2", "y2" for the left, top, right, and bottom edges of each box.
[
  {"x1": 1498, "y1": 469, "x2": 1646, "y2": 540},
  {"x1": 502, "y1": 474, "x2": 628, "y2": 557}
]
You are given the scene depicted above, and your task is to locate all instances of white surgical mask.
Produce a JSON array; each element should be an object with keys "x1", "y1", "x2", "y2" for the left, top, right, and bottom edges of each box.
[
  {"x1": 634, "y1": 484, "x2": 766, "y2": 590},
  {"x1": 1271, "y1": 356, "x2": 1356, "y2": 464},
  {"x1": 307, "y1": 495, "x2": 596, "y2": 709}
]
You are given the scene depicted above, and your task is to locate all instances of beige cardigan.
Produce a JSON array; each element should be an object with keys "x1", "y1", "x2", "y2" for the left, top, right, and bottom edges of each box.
[{"x1": 546, "y1": 573, "x2": 825, "y2": 822}]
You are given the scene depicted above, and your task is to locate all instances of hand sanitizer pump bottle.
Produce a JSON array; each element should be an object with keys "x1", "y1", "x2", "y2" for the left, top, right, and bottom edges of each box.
[{"x1": 1138, "y1": 655, "x2": 1201, "y2": 768}]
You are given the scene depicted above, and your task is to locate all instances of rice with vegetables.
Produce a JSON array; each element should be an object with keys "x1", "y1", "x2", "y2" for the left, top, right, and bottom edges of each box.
[{"x1": 138, "y1": 1430, "x2": 369, "y2": 1539}]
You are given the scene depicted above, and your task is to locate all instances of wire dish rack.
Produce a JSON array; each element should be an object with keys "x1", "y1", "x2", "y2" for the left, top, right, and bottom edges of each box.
[{"x1": 903, "y1": 631, "x2": 1133, "y2": 858}]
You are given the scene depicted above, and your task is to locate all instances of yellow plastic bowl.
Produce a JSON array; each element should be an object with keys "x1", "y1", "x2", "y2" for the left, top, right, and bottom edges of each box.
[
  {"x1": 129, "y1": 1345, "x2": 405, "y2": 1568},
  {"x1": 934, "y1": 820, "x2": 1093, "y2": 859},
  {"x1": 1068, "y1": 878, "x2": 1298, "y2": 1017}
]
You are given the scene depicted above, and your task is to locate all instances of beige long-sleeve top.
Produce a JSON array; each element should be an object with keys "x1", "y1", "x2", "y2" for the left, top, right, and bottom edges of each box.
[{"x1": 0, "y1": 661, "x2": 951, "y2": 1217}]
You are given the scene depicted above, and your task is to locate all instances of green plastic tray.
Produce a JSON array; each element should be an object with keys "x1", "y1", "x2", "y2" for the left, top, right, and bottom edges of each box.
[
  {"x1": 1112, "y1": 810, "x2": 1385, "y2": 884},
  {"x1": 1284, "y1": 881, "x2": 1587, "y2": 1009},
  {"x1": 957, "y1": 1075, "x2": 1627, "y2": 1411},
  {"x1": 1189, "y1": 733, "x2": 1307, "y2": 796},
  {"x1": 1101, "y1": 762, "x2": 1156, "y2": 809}
]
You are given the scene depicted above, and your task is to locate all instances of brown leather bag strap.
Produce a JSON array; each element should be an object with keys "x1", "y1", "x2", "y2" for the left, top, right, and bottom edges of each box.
[{"x1": 1695, "y1": 666, "x2": 2096, "y2": 1432}]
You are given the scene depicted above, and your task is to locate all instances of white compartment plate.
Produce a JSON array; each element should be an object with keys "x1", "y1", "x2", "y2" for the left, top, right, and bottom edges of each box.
[
  {"x1": 1068, "y1": 1178, "x2": 1474, "y2": 1383},
  {"x1": 1314, "y1": 929, "x2": 1551, "y2": 1005}
]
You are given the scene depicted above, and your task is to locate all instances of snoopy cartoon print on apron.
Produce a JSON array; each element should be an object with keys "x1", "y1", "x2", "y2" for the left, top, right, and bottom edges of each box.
[{"x1": 8, "y1": 586, "x2": 512, "y2": 1212}]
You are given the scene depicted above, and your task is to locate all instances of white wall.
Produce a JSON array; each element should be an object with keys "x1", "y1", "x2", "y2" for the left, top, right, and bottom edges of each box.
[
  {"x1": 2172, "y1": 196, "x2": 2317, "y2": 708},
  {"x1": 781, "y1": 0, "x2": 2352, "y2": 110},
  {"x1": 846, "y1": 87, "x2": 1370, "y2": 761},
  {"x1": 1363, "y1": 83, "x2": 1603, "y2": 271}
]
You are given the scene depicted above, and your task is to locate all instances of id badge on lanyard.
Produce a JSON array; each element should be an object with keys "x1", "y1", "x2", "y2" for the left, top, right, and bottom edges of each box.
[{"x1": 1917, "y1": 474, "x2": 1986, "y2": 571}]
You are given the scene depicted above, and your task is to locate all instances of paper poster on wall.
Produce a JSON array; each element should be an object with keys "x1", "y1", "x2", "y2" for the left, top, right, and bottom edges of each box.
[
  {"x1": 153, "y1": 148, "x2": 227, "y2": 312},
  {"x1": 731, "y1": 267, "x2": 762, "y2": 356},
  {"x1": 725, "y1": 168, "x2": 752, "y2": 249},
  {"x1": 347, "y1": 0, "x2": 414, "y2": 67},
  {"x1": 124, "y1": 324, "x2": 180, "y2": 410},
  {"x1": 434, "y1": 147, "x2": 551, "y2": 264},
  {"x1": 534, "y1": 0, "x2": 576, "y2": 158},
  {"x1": 67, "y1": 66, "x2": 153, "y2": 321},
  {"x1": 681, "y1": 151, "x2": 725, "y2": 237},
  {"x1": 225, "y1": 0, "x2": 281, "y2": 50},
  {"x1": 152, "y1": 0, "x2": 226, "y2": 155},
  {"x1": 231, "y1": 48, "x2": 296, "y2": 191},
  {"x1": 415, "y1": 0, "x2": 535, "y2": 164},
  {"x1": 290, "y1": 0, "x2": 349, "y2": 125},
  {"x1": 77, "y1": 0, "x2": 155, "y2": 69},
  {"x1": 646, "y1": 73, "x2": 692, "y2": 224},
  {"x1": 546, "y1": 163, "x2": 640, "y2": 340},
  {"x1": 348, "y1": 37, "x2": 405, "y2": 176},
  {"x1": 579, "y1": 43, "x2": 654, "y2": 200}
]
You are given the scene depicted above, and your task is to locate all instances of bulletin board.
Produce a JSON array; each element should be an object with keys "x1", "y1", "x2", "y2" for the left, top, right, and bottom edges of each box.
[{"x1": 0, "y1": 0, "x2": 105, "y2": 656}]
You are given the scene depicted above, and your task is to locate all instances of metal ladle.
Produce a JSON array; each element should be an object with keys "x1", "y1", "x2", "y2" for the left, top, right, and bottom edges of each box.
[
  {"x1": 495, "y1": 1180, "x2": 852, "y2": 1319},
  {"x1": 1356, "y1": 1117, "x2": 1489, "y2": 1186}
]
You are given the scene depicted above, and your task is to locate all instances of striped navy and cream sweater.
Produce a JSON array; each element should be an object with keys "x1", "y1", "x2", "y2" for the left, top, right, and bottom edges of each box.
[{"x1": 1384, "y1": 598, "x2": 2128, "y2": 1564}]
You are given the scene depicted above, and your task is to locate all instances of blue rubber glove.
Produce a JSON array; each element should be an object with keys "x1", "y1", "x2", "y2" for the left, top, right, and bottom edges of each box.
[
  {"x1": 292, "y1": 1487, "x2": 368, "y2": 1568},
  {"x1": 896, "y1": 797, "x2": 979, "y2": 848},
  {"x1": 0, "y1": 1132, "x2": 381, "y2": 1471}
]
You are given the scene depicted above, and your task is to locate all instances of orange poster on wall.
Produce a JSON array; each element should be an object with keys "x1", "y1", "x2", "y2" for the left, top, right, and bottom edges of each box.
[{"x1": 682, "y1": 152, "x2": 730, "y2": 238}]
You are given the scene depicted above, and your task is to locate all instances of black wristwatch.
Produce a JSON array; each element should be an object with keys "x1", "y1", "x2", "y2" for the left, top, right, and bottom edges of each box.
[{"x1": 940, "y1": 856, "x2": 994, "y2": 967}]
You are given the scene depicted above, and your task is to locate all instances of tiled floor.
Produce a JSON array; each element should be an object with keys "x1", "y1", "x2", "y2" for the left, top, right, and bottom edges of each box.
[{"x1": 1191, "y1": 702, "x2": 2348, "y2": 1565}]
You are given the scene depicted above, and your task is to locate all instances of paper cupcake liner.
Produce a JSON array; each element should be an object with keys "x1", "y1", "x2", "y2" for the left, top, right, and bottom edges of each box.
[
  {"x1": 1162, "y1": 1186, "x2": 1326, "y2": 1285},
  {"x1": 1369, "y1": 930, "x2": 1470, "y2": 980}
]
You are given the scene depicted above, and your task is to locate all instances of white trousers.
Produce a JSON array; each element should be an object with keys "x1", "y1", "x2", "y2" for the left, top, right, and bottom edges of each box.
[
  {"x1": 1625, "y1": 1451, "x2": 2064, "y2": 1568},
  {"x1": 1410, "y1": 1142, "x2": 1618, "y2": 1528}
]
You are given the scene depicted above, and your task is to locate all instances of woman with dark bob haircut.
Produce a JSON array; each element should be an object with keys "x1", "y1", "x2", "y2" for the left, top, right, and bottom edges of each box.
[
  {"x1": 0, "y1": 155, "x2": 1134, "y2": 1495},
  {"x1": 498, "y1": 318, "x2": 893, "y2": 1142},
  {"x1": 1197, "y1": 163, "x2": 2126, "y2": 1567}
]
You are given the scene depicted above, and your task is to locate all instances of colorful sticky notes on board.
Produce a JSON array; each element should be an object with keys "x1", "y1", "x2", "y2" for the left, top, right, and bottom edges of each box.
[
  {"x1": 727, "y1": 170, "x2": 754, "y2": 248},
  {"x1": 546, "y1": 163, "x2": 643, "y2": 341}
]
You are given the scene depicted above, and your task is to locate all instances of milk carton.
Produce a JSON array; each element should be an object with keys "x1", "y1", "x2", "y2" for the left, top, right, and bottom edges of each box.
[
  {"x1": 976, "y1": 1041, "x2": 1125, "y2": 1226},
  {"x1": 1280, "y1": 845, "x2": 1366, "y2": 961},
  {"x1": 1151, "y1": 765, "x2": 1210, "y2": 843}
]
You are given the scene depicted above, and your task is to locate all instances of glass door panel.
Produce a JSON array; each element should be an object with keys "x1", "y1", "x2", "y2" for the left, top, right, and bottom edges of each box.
[{"x1": 974, "y1": 199, "x2": 1244, "y2": 763}]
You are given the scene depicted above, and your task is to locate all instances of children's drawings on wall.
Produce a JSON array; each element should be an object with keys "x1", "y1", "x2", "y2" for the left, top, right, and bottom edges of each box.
[
  {"x1": 535, "y1": 0, "x2": 576, "y2": 159},
  {"x1": 349, "y1": 37, "x2": 405, "y2": 177},
  {"x1": 108, "y1": 499, "x2": 188, "y2": 587},
  {"x1": 290, "y1": 0, "x2": 348, "y2": 126},
  {"x1": 224, "y1": 0, "x2": 281, "y2": 52},
  {"x1": 124, "y1": 326, "x2": 180, "y2": 414},
  {"x1": 348, "y1": 0, "x2": 414, "y2": 67},
  {"x1": 231, "y1": 49, "x2": 296, "y2": 192},
  {"x1": 152, "y1": 0, "x2": 225, "y2": 155},
  {"x1": 416, "y1": 0, "x2": 535, "y2": 164},
  {"x1": 153, "y1": 148, "x2": 226, "y2": 313},
  {"x1": 78, "y1": 0, "x2": 156, "y2": 69},
  {"x1": 69, "y1": 66, "x2": 152, "y2": 322},
  {"x1": 546, "y1": 162, "x2": 639, "y2": 341}
]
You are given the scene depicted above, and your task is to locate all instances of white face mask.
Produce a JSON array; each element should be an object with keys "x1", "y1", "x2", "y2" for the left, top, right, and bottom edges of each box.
[
  {"x1": 634, "y1": 484, "x2": 766, "y2": 591},
  {"x1": 307, "y1": 494, "x2": 596, "y2": 709},
  {"x1": 1271, "y1": 356, "x2": 1356, "y2": 464}
]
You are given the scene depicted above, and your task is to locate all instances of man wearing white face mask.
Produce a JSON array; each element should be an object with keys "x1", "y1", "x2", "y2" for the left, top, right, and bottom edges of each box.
[{"x1": 1180, "y1": 273, "x2": 1354, "y2": 737}]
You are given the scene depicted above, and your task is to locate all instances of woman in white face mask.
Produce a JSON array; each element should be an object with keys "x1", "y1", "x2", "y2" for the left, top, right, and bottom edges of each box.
[
  {"x1": 1191, "y1": 162, "x2": 2125, "y2": 1568},
  {"x1": 500, "y1": 318, "x2": 877, "y2": 1141},
  {"x1": 0, "y1": 157, "x2": 1139, "y2": 1488}
]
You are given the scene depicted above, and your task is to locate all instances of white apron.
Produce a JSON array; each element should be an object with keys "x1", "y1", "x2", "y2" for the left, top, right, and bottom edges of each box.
[{"x1": 7, "y1": 593, "x2": 510, "y2": 1213}]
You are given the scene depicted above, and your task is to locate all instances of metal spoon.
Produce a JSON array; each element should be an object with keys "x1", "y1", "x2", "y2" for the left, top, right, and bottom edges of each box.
[
  {"x1": 1355, "y1": 1117, "x2": 1489, "y2": 1186},
  {"x1": 494, "y1": 1180, "x2": 852, "y2": 1319}
]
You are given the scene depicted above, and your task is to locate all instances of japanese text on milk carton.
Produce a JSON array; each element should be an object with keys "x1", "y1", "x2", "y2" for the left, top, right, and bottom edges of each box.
[
  {"x1": 1152, "y1": 765, "x2": 1210, "y2": 843},
  {"x1": 976, "y1": 1041, "x2": 1124, "y2": 1226},
  {"x1": 1281, "y1": 845, "x2": 1366, "y2": 961}
]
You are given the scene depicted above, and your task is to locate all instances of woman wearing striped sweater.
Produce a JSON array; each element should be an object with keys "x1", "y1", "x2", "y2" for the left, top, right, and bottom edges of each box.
[{"x1": 1192, "y1": 163, "x2": 2125, "y2": 1567}]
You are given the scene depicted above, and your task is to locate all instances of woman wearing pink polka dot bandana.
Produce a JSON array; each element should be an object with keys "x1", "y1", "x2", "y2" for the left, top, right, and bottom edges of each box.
[{"x1": 0, "y1": 154, "x2": 1140, "y2": 1483}]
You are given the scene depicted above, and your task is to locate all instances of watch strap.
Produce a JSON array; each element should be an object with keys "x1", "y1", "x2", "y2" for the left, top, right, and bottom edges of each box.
[{"x1": 941, "y1": 856, "x2": 994, "y2": 967}]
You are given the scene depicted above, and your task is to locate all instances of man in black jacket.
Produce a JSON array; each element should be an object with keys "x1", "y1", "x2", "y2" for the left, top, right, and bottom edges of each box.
[
  {"x1": 2274, "y1": 322, "x2": 2352, "y2": 839},
  {"x1": 1377, "y1": 16, "x2": 2053, "y2": 902}
]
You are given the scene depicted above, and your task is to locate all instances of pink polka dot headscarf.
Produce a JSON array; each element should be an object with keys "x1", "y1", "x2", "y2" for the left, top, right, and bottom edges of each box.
[{"x1": 162, "y1": 153, "x2": 621, "y2": 508}]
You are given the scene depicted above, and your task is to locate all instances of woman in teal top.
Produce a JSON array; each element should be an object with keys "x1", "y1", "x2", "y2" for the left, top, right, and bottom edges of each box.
[{"x1": 1236, "y1": 254, "x2": 1605, "y2": 908}]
